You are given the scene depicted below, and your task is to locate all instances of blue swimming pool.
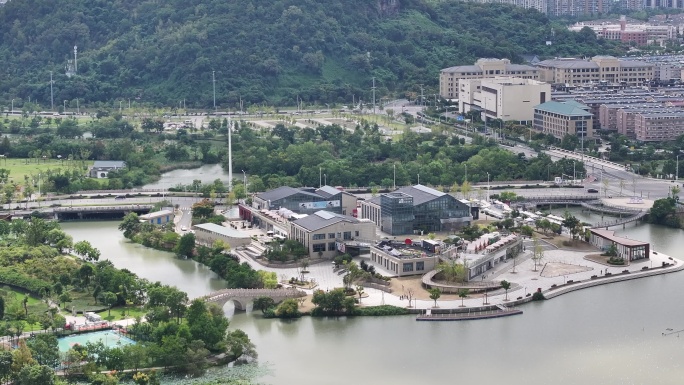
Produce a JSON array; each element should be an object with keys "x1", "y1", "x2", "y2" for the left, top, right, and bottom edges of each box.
[{"x1": 57, "y1": 330, "x2": 135, "y2": 352}]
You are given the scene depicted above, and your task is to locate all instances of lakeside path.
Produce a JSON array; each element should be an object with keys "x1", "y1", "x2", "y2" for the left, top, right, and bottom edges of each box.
[{"x1": 236, "y1": 248, "x2": 683, "y2": 311}]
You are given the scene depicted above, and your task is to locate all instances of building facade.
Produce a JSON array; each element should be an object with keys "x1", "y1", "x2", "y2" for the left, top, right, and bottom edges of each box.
[
  {"x1": 375, "y1": 185, "x2": 472, "y2": 236},
  {"x1": 369, "y1": 239, "x2": 440, "y2": 277},
  {"x1": 459, "y1": 77, "x2": 551, "y2": 123},
  {"x1": 535, "y1": 56, "x2": 654, "y2": 86},
  {"x1": 439, "y1": 58, "x2": 539, "y2": 99},
  {"x1": 589, "y1": 228, "x2": 649, "y2": 261},
  {"x1": 193, "y1": 223, "x2": 252, "y2": 248},
  {"x1": 89, "y1": 161, "x2": 126, "y2": 178},
  {"x1": 289, "y1": 211, "x2": 376, "y2": 259},
  {"x1": 139, "y1": 209, "x2": 175, "y2": 225},
  {"x1": 533, "y1": 100, "x2": 594, "y2": 139},
  {"x1": 633, "y1": 111, "x2": 684, "y2": 141}
]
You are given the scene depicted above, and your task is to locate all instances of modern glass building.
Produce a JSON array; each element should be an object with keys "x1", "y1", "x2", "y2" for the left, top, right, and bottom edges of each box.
[{"x1": 378, "y1": 185, "x2": 473, "y2": 236}]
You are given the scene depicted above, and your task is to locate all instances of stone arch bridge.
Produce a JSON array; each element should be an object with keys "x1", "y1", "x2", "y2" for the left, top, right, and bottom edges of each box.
[{"x1": 202, "y1": 288, "x2": 307, "y2": 311}]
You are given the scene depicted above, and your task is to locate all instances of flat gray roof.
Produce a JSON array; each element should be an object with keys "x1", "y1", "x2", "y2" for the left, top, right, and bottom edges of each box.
[{"x1": 193, "y1": 223, "x2": 250, "y2": 238}]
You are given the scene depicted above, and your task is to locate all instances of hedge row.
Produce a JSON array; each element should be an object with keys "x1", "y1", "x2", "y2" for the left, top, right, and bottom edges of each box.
[{"x1": 0, "y1": 268, "x2": 52, "y2": 295}]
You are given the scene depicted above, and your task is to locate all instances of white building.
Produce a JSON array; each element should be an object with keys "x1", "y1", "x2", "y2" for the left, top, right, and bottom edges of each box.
[
  {"x1": 459, "y1": 77, "x2": 552, "y2": 124},
  {"x1": 193, "y1": 223, "x2": 252, "y2": 249},
  {"x1": 139, "y1": 209, "x2": 175, "y2": 225},
  {"x1": 289, "y1": 211, "x2": 376, "y2": 259}
]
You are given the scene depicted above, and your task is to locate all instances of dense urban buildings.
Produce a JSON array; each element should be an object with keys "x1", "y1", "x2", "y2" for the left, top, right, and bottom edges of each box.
[
  {"x1": 439, "y1": 58, "x2": 539, "y2": 99},
  {"x1": 568, "y1": 16, "x2": 676, "y2": 45},
  {"x1": 533, "y1": 100, "x2": 594, "y2": 139},
  {"x1": 459, "y1": 77, "x2": 551, "y2": 123}
]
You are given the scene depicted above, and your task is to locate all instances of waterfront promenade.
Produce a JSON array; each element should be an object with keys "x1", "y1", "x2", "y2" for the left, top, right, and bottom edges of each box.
[{"x1": 235, "y1": 246, "x2": 683, "y2": 311}]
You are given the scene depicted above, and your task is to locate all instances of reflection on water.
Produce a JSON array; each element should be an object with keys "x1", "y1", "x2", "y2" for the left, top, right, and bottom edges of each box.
[
  {"x1": 61, "y1": 217, "x2": 684, "y2": 385},
  {"x1": 142, "y1": 164, "x2": 230, "y2": 190},
  {"x1": 61, "y1": 221, "x2": 226, "y2": 299}
]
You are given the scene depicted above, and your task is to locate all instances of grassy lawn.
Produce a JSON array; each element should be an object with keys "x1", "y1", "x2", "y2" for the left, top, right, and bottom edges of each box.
[
  {"x1": 0, "y1": 158, "x2": 93, "y2": 184},
  {"x1": 97, "y1": 305, "x2": 147, "y2": 322}
]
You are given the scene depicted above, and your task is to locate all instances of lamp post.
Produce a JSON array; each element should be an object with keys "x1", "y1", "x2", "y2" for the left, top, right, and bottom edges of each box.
[
  {"x1": 547, "y1": 165, "x2": 550, "y2": 182},
  {"x1": 677, "y1": 155, "x2": 680, "y2": 181},
  {"x1": 487, "y1": 172, "x2": 490, "y2": 203},
  {"x1": 63, "y1": 100, "x2": 67, "y2": 112},
  {"x1": 11, "y1": 99, "x2": 14, "y2": 114},
  {"x1": 573, "y1": 161, "x2": 576, "y2": 181},
  {"x1": 242, "y1": 170, "x2": 247, "y2": 196},
  {"x1": 324, "y1": 174, "x2": 327, "y2": 186},
  {"x1": 393, "y1": 164, "x2": 396, "y2": 190},
  {"x1": 212, "y1": 70, "x2": 216, "y2": 112}
]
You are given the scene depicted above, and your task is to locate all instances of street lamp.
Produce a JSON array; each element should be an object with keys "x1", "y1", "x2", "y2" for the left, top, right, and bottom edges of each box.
[
  {"x1": 63, "y1": 100, "x2": 67, "y2": 112},
  {"x1": 573, "y1": 161, "x2": 576, "y2": 181},
  {"x1": 547, "y1": 165, "x2": 550, "y2": 182},
  {"x1": 11, "y1": 99, "x2": 14, "y2": 114},
  {"x1": 241, "y1": 170, "x2": 247, "y2": 195},
  {"x1": 487, "y1": 172, "x2": 490, "y2": 203},
  {"x1": 677, "y1": 155, "x2": 680, "y2": 181}
]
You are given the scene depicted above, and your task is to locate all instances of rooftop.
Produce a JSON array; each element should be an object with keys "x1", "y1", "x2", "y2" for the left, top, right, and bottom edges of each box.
[
  {"x1": 93, "y1": 160, "x2": 125, "y2": 168},
  {"x1": 193, "y1": 223, "x2": 251, "y2": 238},
  {"x1": 255, "y1": 186, "x2": 320, "y2": 202},
  {"x1": 291, "y1": 210, "x2": 366, "y2": 232},
  {"x1": 590, "y1": 228, "x2": 648, "y2": 247},
  {"x1": 139, "y1": 209, "x2": 174, "y2": 220},
  {"x1": 391, "y1": 184, "x2": 446, "y2": 206},
  {"x1": 534, "y1": 101, "x2": 593, "y2": 117}
]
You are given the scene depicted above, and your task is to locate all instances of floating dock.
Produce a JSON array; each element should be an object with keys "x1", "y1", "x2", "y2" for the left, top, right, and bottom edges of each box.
[{"x1": 416, "y1": 304, "x2": 523, "y2": 321}]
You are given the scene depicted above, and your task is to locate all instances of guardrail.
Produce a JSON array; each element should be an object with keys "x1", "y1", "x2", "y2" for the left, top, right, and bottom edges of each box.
[
  {"x1": 53, "y1": 205, "x2": 154, "y2": 212},
  {"x1": 548, "y1": 146, "x2": 626, "y2": 171}
]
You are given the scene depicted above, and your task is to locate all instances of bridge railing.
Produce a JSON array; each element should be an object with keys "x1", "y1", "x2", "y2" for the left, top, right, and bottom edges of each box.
[{"x1": 53, "y1": 205, "x2": 154, "y2": 212}]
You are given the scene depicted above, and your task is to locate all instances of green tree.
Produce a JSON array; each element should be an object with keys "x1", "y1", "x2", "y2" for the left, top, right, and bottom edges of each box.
[
  {"x1": 73, "y1": 240, "x2": 101, "y2": 262},
  {"x1": 25, "y1": 335, "x2": 59, "y2": 368},
  {"x1": 457, "y1": 288, "x2": 469, "y2": 307},
  {"x1": 17, "y1": 364, "x2": 55, "y2": 385},
  {"x1": 252, "y1": 297, "x2": 276, "y2": 314},
  {"x1": 532, "y1": 236, "x2": 544, "y2": 271},
  {"x1": 275, "y1": 299, "x2": 301, "y2": 318},
  {"x1": 102, "y1": 292, "x2": 118, "y2": 317},
  {"x1": 174, "y1": 233, "x2": 195, "y2": 258},
  {"x1": 428, "y1": 288, "x2": 441, "y2": 307},
  {"x1": 501, "y1": 280, "x2": 511, "y2": 301},
  {"x1": 118, "y1": 213, "x2": 141, "y2": 239},
  {"x1": 436, "y1": 260, "x2": 466, "y2": 283}
]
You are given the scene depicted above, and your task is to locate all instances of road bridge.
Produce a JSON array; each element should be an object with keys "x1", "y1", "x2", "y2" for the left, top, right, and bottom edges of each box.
[
  {"x1": 592, "y1": 210, "x2": 648, "y2": 229},
  {"x1": 202, "y1": 288, "x2": 307, "y2": 311},
  {"x1": 53, "y1": 205, "x2": 153, "y2": 220}
]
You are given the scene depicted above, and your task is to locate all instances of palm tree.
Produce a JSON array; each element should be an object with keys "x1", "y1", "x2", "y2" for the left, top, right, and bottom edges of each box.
[{"x1": 501, "y1": 280, "x2": 511, "y2": 301}]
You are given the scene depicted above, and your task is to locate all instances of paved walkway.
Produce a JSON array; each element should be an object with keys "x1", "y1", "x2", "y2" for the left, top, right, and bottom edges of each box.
[{"x1": 235, "y1": 247, "x2": 682, "y2": 311}]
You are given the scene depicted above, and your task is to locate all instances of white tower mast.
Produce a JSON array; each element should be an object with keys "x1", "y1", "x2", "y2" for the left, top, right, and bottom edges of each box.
[{"x1": 228, "y1": 116, "x2": 233, "y2": 192}]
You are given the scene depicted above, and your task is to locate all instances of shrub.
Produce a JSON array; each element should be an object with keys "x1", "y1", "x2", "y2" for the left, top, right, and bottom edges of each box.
[
  {"x1": 355, "y1": 305, "x2": 410, "y2": 316},
  {"x1": 532, "y1": 291, "x2": 545, "y2": 301}
]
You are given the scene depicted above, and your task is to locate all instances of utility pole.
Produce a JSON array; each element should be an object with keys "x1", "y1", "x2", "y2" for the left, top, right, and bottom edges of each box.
[
  {"x1": 372, "y1": 77, "x2": 376, "y2": 115},
  {"x1": 677, "y1": 155, "x2": 680, "y2": 182},
  {"x1": 212, "y1": 71, "x2": 216, "y2": 112},
  {"x1": 393, "y1": 164, "x2": 396, "y2": 190},
  {"x1": 319, "y1": 167, "x2": 322, "y2": 188},
  {"x1": 228, "y1": 115, "x2": 233, "y2": 192},
  {"x1": 419, "y1": 85, "x2": 424, "y2": 108},
  {"x1": 50, "y1": 71, "x2": 54, "y2": 111}
]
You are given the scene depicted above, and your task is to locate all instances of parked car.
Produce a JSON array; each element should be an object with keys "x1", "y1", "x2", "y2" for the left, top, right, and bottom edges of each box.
[
  {"x1": 181, "y1": 226, "x2": 188, "y2": 231},
  {"x1": 587, "y1": 188, "x2": 598, "y2": 193},
  {"x1": 115, "y1": 195, "x2": 126, "y2": 200}
]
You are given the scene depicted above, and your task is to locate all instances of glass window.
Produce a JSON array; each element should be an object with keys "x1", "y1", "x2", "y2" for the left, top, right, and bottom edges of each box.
[
  {"x1": 328, "y1": 233, "x2": 335, "y2": 239},
  {"x1": 403, "y1": 263, "x2": 414, "y2": 272},
  {"x1": 328, "y1": 242, "x2": 336, "y2": 251},
  {"x1": 313, "y1": 243, "x2": 326, "y2": 252},
  {"x1": 313, "y1": 233, "x2": 325, "y2": 240},
  {"x1": 416, "y1": 262, "x2": 425, "y2": 271},
  {"x1": 355, "y1": 231, "x2": 360, "y2": 237},
  {"x1": 343, "y1": 231, "x2": 352, "y2": 240}
]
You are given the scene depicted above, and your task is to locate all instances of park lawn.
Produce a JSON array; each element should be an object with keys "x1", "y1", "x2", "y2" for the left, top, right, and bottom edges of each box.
[
  {"x1": 0, "y1": 158, "x2": 93, "y2": 184},
  {"x1": 97, "y1": 305, "x2": 147, "y2": 322}
]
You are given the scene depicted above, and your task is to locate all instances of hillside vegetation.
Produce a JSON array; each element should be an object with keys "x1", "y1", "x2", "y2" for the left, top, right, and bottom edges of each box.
[{"x1": 0, "y1": 0, "x2": 623, "y2": 108}]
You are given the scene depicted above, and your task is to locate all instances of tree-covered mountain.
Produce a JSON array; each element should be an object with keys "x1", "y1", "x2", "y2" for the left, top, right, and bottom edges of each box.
[{"x1": 0, "y1": 0, "x2": 623, "y2": 109}]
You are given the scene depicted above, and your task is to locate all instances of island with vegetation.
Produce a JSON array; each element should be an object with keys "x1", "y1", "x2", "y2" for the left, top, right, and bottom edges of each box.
[{"x1": 0, "y1": 217, "x2": 256, "y2": 385}]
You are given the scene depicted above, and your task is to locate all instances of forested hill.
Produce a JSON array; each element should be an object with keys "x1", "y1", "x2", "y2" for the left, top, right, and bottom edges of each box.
[{"x1": 0, "y1": 0, "x2": 623, "y2": 108}]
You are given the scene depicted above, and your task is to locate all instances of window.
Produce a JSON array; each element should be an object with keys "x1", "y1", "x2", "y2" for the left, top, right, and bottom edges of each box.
[
  {"x1": 355, "y1": 231, "x2": 360, "y2": 237},
  {"x1": 313, "y1": 233, "x2": 325, "y2": 240},
  {"x1": 328, "y1": 233, "x2": 336, "y2": 239},
  {"x1": 403, "y1": 263, "x2": 414, "y2": 273},
  {"x1": 313, "y1": 243, "x2": 326, "y2": 252},
  {"x1": 416, "y1": 262, "x2": 425, "y2": 271},
  {"x1": 343, "y1": 231, "x2": 352, "y2": 240},
  {"x1": 328, "y1": 242, "x2": 336, "y2": 251}
]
